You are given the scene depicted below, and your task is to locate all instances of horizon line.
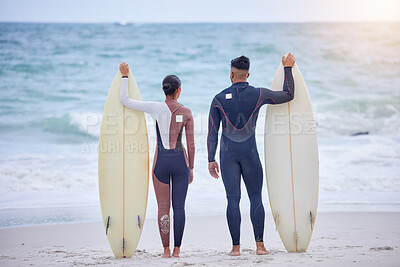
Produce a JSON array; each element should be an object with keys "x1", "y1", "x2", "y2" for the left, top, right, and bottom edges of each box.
[{"x1": 1, "y1": 20, "x2": 399, "y2": 24}]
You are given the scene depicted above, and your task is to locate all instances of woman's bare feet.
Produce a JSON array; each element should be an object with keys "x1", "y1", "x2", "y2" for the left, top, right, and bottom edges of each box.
[
  {"x1": 256, "y1": 242, "x2": 271, "y2": 255},
  {"x1": 172, "y1": 246, "x2": 180, "y2": 258},
  {"x1": 162, "y1": 247, "x2": 171, "y2": 258},
  {"x1": 228, "y1": 244, "x2": 241, "y2": 256}
]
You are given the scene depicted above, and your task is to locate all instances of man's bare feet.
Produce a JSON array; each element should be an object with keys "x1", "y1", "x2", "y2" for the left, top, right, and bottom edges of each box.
[
  {"x1": 228, "y1": 244, "x2": 241, "y2": 256},
  {"x1": 256, "y1": 242, "x2": 271, "y2": 255},
  {"x1": 172, "y1": 246, "x2": 180, "y2": 258},
  {"x1": 162, "y1": 247, "x2": 171, "y2": 258}
]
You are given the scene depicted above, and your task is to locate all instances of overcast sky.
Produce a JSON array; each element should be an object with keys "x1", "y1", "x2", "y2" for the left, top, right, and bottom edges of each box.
[{"x1": 0, "y1": 0, "x2": 399, "y2": 23}]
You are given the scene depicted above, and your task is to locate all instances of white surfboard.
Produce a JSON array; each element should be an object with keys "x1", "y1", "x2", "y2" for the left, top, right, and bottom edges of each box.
[
  {"x1": 98, "y1": 70, "x2": 149, "y2": 258},
  {"x1": 264, "y1": 63, "x2": 319, "y2": 252}
]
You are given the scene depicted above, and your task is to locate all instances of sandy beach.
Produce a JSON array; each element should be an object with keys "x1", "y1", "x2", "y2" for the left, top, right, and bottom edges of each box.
[
  {"x1": 1, "y1": 19, "x2": 400, "y2": 267},
  {"x1": 0, "y1": 212, "x2": 399, "y2": 266}
]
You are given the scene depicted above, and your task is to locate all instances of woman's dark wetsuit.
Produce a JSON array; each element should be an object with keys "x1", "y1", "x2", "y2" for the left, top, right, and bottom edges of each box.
[{"x1": 207, "y1": 67, "x2": 295, "y2": 245}]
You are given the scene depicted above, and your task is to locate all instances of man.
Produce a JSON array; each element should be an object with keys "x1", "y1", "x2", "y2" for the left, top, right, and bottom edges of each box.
[{"x1": 207, "y1": 54, "x2": 295, "y2": 256}]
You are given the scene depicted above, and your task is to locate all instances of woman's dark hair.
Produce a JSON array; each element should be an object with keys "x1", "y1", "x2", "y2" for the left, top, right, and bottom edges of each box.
[
  {"x1": 231, "y1": 55, "x2": 250, "y2": 70},
  {"x1": 162, "y1": 75, "x2": 181, "y2": 96}
]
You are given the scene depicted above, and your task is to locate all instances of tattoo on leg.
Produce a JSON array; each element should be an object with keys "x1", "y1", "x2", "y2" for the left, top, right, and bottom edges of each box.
[{"x1": 160, "y1": 214, "x2": 170, "y2": 234}]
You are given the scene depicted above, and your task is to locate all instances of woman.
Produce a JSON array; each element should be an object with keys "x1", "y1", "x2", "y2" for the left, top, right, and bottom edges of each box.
[{"x1": 119, "y1": 62, "x2": 195, "y2": 258}]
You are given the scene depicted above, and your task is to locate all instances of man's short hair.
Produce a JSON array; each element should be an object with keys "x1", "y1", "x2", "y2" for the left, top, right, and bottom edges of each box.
[{"x1": 231, "y1": 55, "x2": 250, "y2": 70}]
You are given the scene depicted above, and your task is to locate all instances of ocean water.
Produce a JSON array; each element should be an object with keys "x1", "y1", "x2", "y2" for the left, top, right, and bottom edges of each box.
[{"x1": 0, "y1": 22, "x2": 399, "y2": 228}]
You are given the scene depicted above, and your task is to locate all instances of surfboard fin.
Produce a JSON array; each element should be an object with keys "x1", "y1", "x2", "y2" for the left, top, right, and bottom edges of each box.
[
  {"x1": 105, "y1": 216, "x2": 111, "y2": 235},
  {"x1": 137, "y1": 215, "x2": 142, "y2": 230},
  {"x1": 310, "y1": 211, "x2": 313, "y2": 231}
]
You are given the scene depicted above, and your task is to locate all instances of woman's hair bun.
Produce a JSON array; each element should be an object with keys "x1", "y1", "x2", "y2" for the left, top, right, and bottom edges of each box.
[{"x1": 163, "y1": 83, "x2": 171, "y2": 90}]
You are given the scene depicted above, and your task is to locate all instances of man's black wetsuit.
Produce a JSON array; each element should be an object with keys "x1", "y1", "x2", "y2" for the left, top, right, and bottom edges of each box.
[{"x1": 207, "y1": 66, "x2": 295, "y2": 245}]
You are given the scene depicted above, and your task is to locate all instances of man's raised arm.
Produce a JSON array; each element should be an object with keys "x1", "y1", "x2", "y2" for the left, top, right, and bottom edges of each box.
[{"x1": 259, "y1": 53, "x2": 296, "y2": 105}]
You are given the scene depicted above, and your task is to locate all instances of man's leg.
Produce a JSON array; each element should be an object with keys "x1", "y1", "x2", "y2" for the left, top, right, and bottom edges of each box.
[
  {"x1": 240, "y1": 144, "x2": 270, "y2": 255},
  {"x1": 220, "y1": 149, "x2": 242, "y2": 255}
]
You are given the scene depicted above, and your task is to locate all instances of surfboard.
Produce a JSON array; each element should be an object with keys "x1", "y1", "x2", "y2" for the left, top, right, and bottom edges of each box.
[
  {"x1": 264, "y1": 62, "x2": 319, "y2": 252},
  {"x1": 98, "y1": 70, "x2": 149, "y2": 258}
]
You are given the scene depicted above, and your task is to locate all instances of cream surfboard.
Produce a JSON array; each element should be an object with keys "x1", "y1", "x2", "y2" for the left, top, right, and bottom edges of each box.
[
  {"x1": 264, "y1": 62, "x2": 319, "y2": 252},
  {"x1": 98, "y1": 70, "x2": 149, "y2": 258}
]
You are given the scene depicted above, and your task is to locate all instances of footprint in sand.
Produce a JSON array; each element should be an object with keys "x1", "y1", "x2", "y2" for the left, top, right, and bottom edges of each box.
[
  {"x1": 370, "y1": 246, "x2": 394, "y2": 251},
  {"x1": 171, "y1": 262, "x2": 194, "y2": 266}
]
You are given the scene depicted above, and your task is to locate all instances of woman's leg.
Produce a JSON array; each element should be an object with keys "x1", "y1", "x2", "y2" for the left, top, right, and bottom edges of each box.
[
  {"x1": 153, "y1": 150, "x2": 172, "y2": 257},
  {"x1": 170, "y1": 157, "x2": 190, "y2": 257},
  {"x1": 153, "y1": 175, "x2": 171, "y2": 244}
]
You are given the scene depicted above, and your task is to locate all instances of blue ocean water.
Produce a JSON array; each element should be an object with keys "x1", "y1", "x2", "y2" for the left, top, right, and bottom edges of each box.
[{"x1": 0, "y1": 22, "x2": 399, "y2": 228}]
